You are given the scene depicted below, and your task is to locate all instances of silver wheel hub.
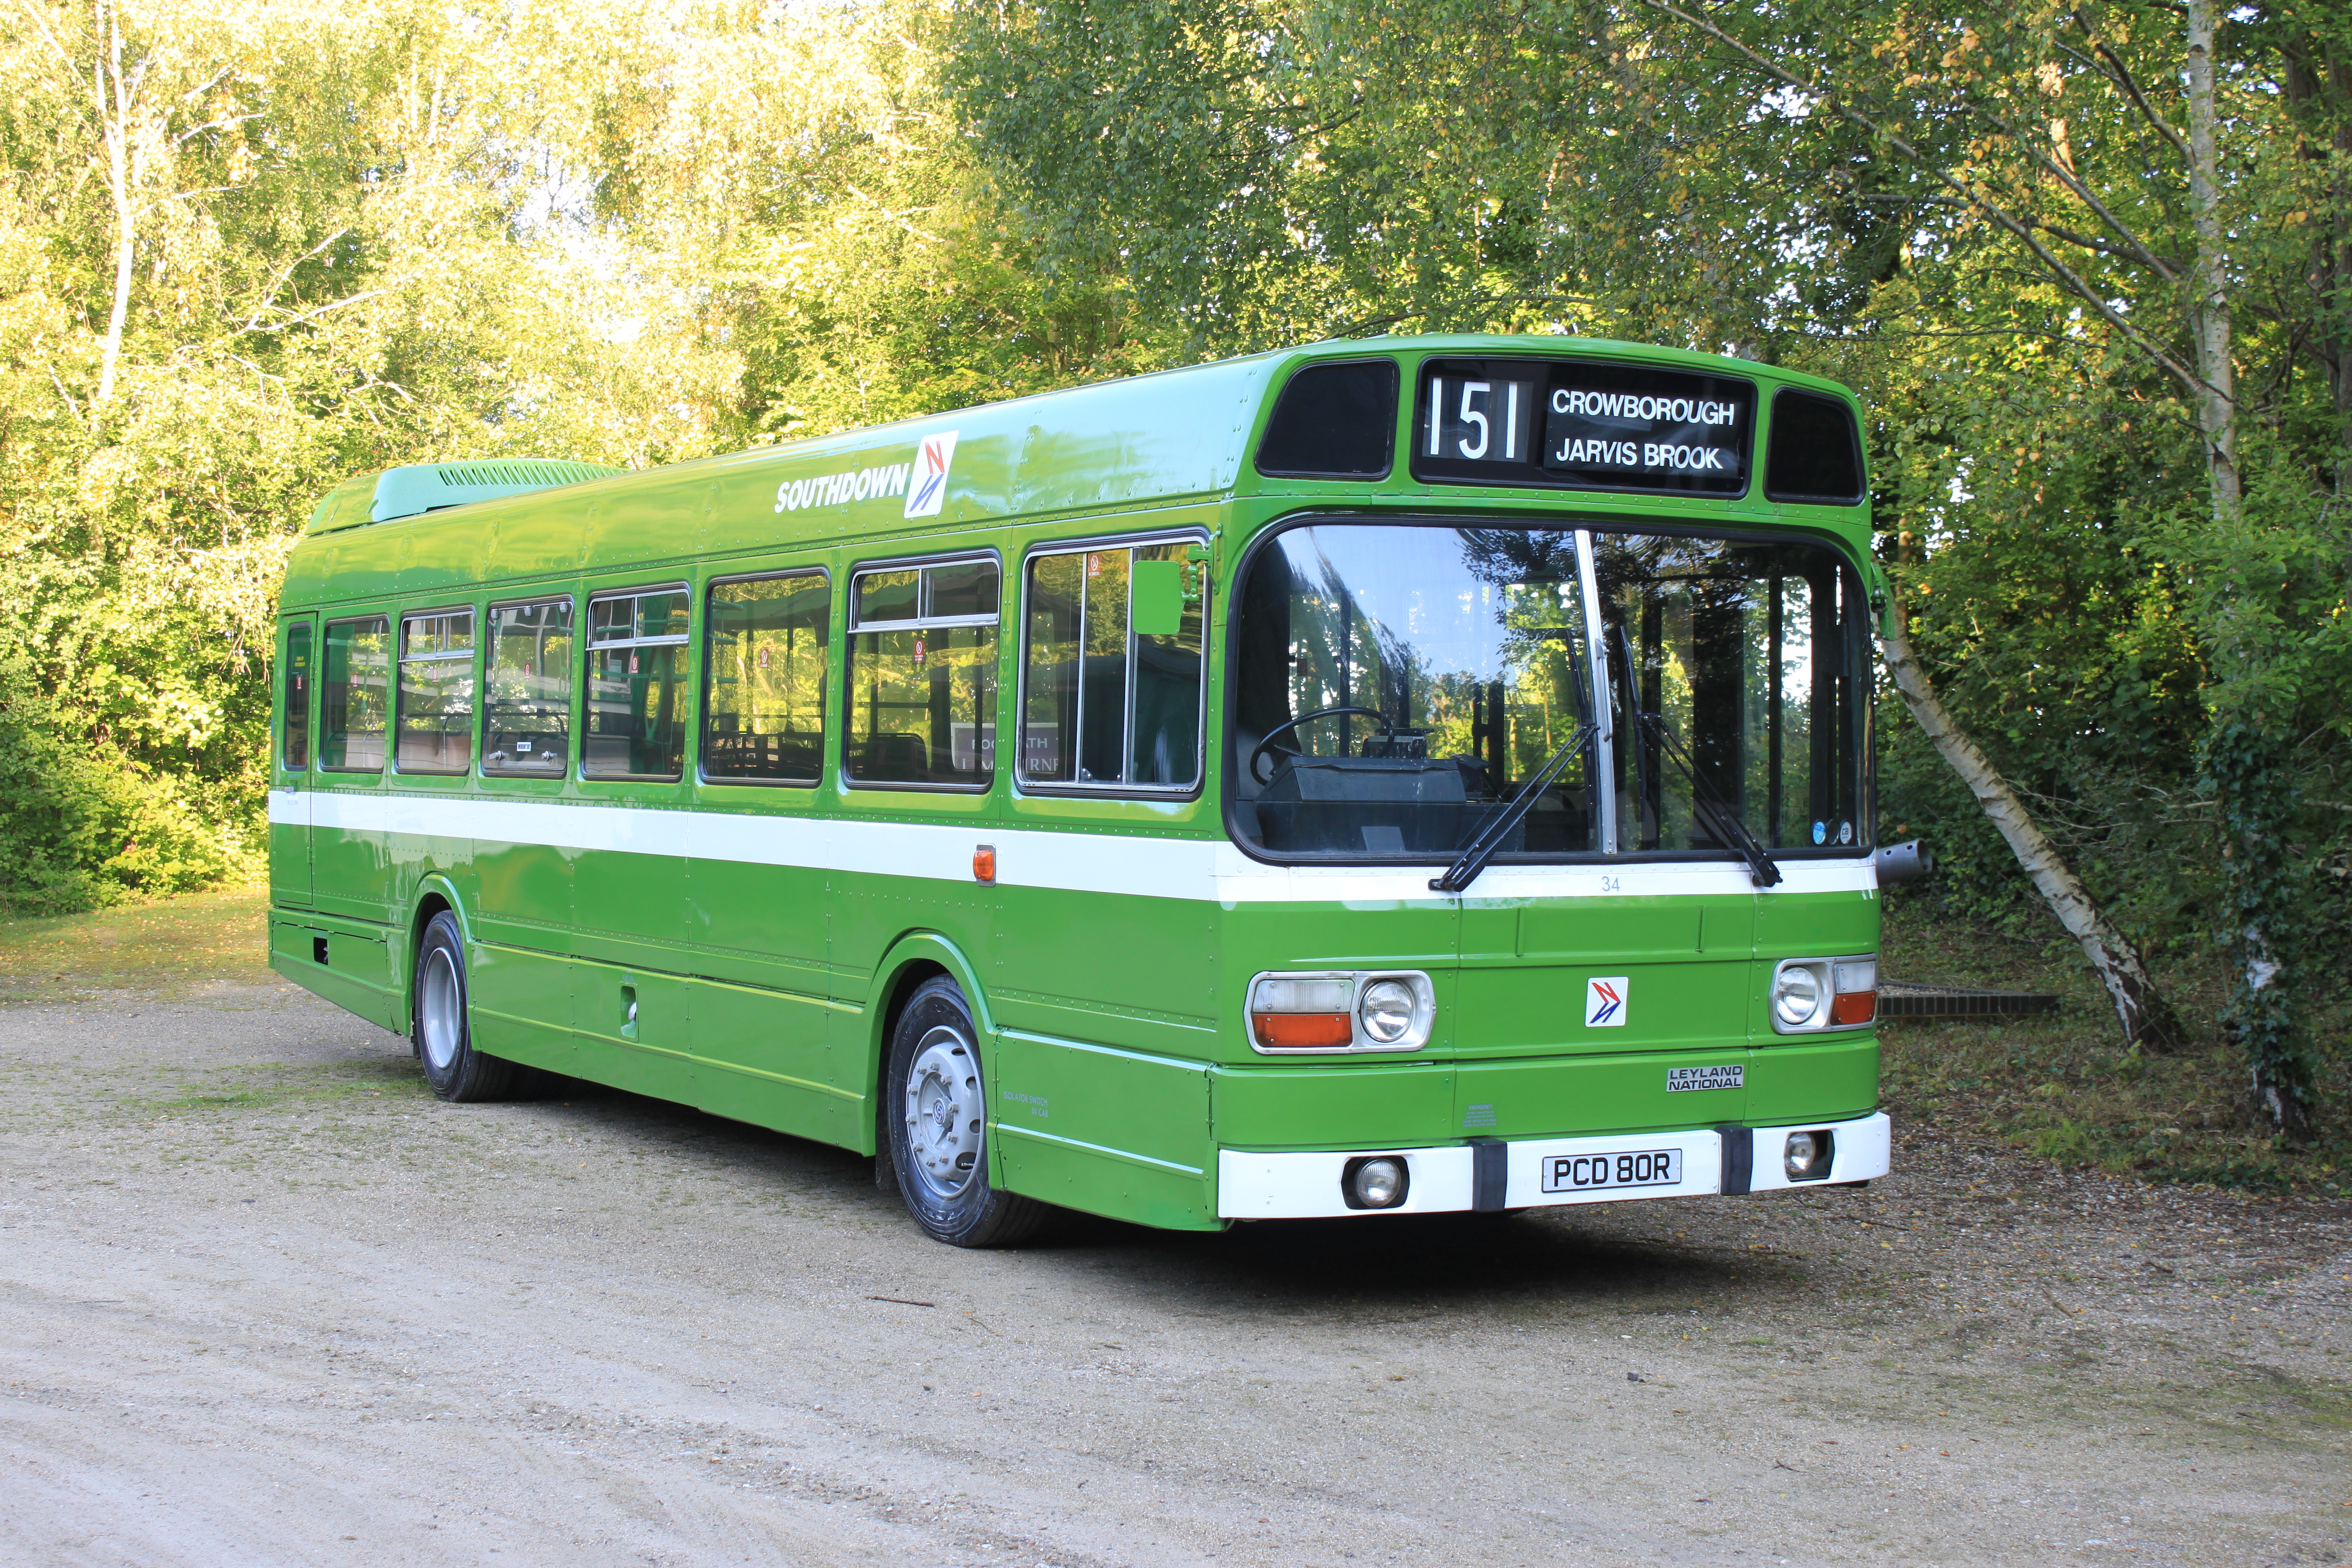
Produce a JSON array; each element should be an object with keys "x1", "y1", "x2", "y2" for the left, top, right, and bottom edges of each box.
[
  {"x1": 903, "y1": 1026, "x2": 982, "y2": 1199},
  {"x1": 419, "y1": 947, "x2": 462, "y2": 1072}
]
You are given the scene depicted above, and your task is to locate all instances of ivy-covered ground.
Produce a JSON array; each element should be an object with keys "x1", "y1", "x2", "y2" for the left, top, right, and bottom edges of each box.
[{"x1": 1880, "y1": 897, "x2": 2352, "y2": 1197}]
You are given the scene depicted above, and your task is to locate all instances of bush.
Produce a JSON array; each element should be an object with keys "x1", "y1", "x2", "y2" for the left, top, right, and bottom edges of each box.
[{"x1": 0, "y1": 655, "x2": 241, "y2": 914}]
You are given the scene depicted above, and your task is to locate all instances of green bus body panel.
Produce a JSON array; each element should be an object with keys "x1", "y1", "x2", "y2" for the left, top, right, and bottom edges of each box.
[
  {"x1": 268, "y1": 334, "x2": 1884, "y2": 1234},
  {"x1": 992, "y1": 1032, "x2": 1217, "y2": 1230},
  {"x1": 268, "y1": 914, "x2": 402, "y2": 1033},
  {"x1": 1211, "y1": 1060, "x2": 1461, "y2": 1148},
  {"x1": 467, "y1": 941, "x2": 577, "y2": 1073}
]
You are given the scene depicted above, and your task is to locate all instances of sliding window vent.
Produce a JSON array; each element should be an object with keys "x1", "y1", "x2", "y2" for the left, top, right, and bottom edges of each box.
[{"x1": 367, "y1": 458, "x2": 621, "y2": 524}]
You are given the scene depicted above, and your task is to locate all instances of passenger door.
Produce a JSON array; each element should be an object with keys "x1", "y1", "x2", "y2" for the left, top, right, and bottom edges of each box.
[
  {"x1": 311, "y1": 611, "x2": 394, "y2": 923},
  {"x1": 270, "y1": 616, "x2": 314, "y2": 908},
  {"x1": 989, "y1": 531, "x2": 1224, "y2": 1224}
]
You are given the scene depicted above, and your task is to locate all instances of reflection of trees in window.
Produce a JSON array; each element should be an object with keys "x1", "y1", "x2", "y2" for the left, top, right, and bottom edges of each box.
[
  {"x1": 1594, "y1": 535, "x2": 1856, "y2": 851},
  {"x1": 847, "y1": 558, "x2": 998, "y2": 788},
  {"x1": 484, "y1": 599, "x2": 574, "y2": 775},
  {"x1": 1232, "y1": 522, "x2": 1862, "y2": 861},
  {"x1": 397, "y1": 610, "x2": 475, "y2": 774},
  {"x1": 282, "y1": 622, "x2": 311, "y2": 770},
  {"x1": 704, "y1": 575, "x2": 826, "y2": 784},
  {"x1": 585, "y1": 589, "x2": 689, "y2": 780},
  {"x1": 320, "y1": 617, "x2": 389, "y2": 772}
]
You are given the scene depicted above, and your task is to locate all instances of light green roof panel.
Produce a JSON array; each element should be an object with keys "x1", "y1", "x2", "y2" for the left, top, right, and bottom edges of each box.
[{"x1": 316, "y1": 458, "x2": 622, "y2": 531}]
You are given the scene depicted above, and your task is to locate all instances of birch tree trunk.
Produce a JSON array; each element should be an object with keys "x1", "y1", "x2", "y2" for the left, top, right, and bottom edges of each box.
[
  {"x1": 2187, "y1": 0, "x2": 2312, "y2": 1140},
  {"x1": 1877, "y1": 602, "x2": 2186, "y2": 1051},
  {"x1": 2185, "y1": 0, "x2": 2240, "y2": 515},
  {"x1": 95, "y1": 2, "x2": 136, "y2": 407}
]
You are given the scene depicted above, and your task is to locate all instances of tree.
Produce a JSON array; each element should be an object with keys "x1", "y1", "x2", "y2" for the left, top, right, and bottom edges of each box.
[{"x1": 0, "y1": 0, "x2": 1137, "y2": 910}]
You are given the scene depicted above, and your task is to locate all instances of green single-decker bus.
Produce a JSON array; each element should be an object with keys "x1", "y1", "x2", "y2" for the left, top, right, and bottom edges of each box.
[{"x1": 269, "y1": 334, "x2": 1894, "y2": 1247}]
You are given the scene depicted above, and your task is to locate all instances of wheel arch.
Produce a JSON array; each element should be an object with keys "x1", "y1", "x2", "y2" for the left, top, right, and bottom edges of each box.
[
  {"x1": 860, "y1": 931, "x2": 993, "y2": 1162},
  {"x1": 402, "y1": 877, "x2": 468, "y2": 1035}
]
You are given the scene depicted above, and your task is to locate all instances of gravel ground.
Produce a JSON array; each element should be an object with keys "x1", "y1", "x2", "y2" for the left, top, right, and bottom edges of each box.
[{"x1": 2, "y1": 984, "x2": 2348, "y2": 1568}]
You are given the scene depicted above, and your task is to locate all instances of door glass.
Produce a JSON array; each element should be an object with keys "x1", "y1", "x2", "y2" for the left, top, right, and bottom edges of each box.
[
  {"x1": 484, "y1": 598, "x2": 574, "y2": 775},
  {"x1": 1590, "y1": 533, "x2": 1862, "y2": 851},
  {"x1": 704, "y1": 574, "x2": 828, "y2": 784},
  {"x1": 397, "y1": 609, "x2": 476, "y2": 774},
  {"x1": 319, "y1": 617, "x2": 390, "y2": 772},
  {"x1": 585, "y1": 588, "x2": 690, "y2": 779},
  {"x1": 282, "y1": 622, "x2": 312, "y2": 770}
]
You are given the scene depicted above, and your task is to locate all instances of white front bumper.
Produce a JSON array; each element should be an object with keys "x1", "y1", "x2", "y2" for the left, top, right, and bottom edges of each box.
[{"x1": 1216, "y1": 1111, "x2": 1890, "y2": 1220}]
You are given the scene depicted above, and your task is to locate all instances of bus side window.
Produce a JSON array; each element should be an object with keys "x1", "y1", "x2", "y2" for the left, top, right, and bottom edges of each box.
[
  {"x1": 704, "y1": 572, "x2": 827, "y2": 784},
  {"x1": 844, "y1": 556, "x2": 997, "y2": 789},
  {"x1": 319, "y1": 616, "x2": 390, "y2": 772},
  {"x1": 1020, "y1": 539, "x2": 1205, "y2": 792},
  {"x1": 584, "y1": 587, "x2": 690, "y2": 780},
  {"x1": 283, "y1": 621, "x2": 313, "y2": 770},
  {"x1": 484, "y1": 597, "x2": 575, "y2": 775},
  {"x1": 396, "y1": 608, "x2": 476, "y2": 774}
]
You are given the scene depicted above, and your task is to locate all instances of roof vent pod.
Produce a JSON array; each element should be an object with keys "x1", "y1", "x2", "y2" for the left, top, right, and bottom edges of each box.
[{"x1": 368, "y1": 458, "x2": 620, "y2": 524}]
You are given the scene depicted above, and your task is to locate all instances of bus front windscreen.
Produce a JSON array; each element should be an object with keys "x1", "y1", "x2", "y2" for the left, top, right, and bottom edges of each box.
[{"x1": 1228, "y1": 521, "x2": 1866, "y2": 863}]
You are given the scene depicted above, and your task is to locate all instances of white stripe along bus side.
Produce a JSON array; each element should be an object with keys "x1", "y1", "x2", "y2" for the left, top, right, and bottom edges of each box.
[{"x1": 271, "y1": 791, "x2": 1877, "y2": 905}]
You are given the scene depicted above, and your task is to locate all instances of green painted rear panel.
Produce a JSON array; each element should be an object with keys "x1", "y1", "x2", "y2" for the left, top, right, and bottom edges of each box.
[{"x1": 268, "y1": 915, "x2": 401, "y2": 1032}]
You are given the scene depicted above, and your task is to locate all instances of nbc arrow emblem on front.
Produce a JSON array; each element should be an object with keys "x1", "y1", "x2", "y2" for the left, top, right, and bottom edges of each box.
[{"x1": 1585, "y1": 976, "x2": 1628, "y2": 1027}]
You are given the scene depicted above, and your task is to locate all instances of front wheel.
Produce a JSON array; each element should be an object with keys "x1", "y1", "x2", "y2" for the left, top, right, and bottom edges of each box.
[
  {"x1": 885, "y1": 977, "x2": 1047, "y2": 1248},
  {"x1": 412, "y1": 911, "x2": 516, "y2": 1103}
]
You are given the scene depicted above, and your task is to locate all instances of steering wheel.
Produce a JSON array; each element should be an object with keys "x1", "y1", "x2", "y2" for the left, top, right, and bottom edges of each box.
[{"x1": 1249, "y1": 705, "x2": 1397, "y2": 786}]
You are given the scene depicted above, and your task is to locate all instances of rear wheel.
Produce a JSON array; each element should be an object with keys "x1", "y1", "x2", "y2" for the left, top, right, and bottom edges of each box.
[
  {"x1": 412, "y1": 911, "x2": 516, "y2": 1103},
  {"x1": 885, "y1": 977, "x2": 1047, "y2": 1248}
]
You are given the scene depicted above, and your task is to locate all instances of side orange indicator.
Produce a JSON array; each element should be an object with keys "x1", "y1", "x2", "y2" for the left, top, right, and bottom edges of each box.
[
  {"x1": 1253, "y1": 1012, "x2": 1352, "y2": 1049},
  {"x1": 1830, "y1": 991, "x2": 1876, "y2": 1026},
  {"x1": 973, "y1": 844, "x2": 996, "y2": 884}
]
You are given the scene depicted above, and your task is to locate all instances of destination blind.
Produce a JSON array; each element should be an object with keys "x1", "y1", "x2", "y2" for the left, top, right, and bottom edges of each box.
[{"x1": 1412, "y1": 357, "x2": 1755, "y2": 496}]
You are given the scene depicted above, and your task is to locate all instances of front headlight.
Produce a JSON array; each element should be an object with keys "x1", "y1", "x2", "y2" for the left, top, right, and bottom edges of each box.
[
  {"x1": 1358, "y1": 979, "x2": 1417, "y2": 1043},
  {"x1": 1247, "y1": 970, "x2": 1433, "y2": 1052},
  {"x1": 1772, "y1": 965, "x2": 1822, "y2": 1028}
]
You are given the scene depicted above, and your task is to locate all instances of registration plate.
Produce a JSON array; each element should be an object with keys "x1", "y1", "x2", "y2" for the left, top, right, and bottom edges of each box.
[{"x1": 1539, "y1": 1147, "x2": 1682, "y2": 1194}]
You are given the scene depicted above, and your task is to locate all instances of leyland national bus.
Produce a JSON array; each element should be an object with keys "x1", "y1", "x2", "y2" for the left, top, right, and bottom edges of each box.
[{"x1": 268, "y1": 334, "x2": 1899, "y2": 1247}]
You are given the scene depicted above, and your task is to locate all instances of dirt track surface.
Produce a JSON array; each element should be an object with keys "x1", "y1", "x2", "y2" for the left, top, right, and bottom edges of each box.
[{"x1": 3, "y1": 987, "x2": 2350, "y2": 1568}]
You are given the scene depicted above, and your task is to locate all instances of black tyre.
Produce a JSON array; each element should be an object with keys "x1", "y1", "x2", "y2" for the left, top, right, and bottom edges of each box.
[
  {"x1": 411, "y1": 911, "x2": 516, "y2": 1103},
  {"x1": 885, "y1": 977, "x2": 1047, "y2": 1248}
]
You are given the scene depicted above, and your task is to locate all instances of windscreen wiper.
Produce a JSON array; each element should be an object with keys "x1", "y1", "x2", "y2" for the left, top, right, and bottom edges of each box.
[
  {"x1": 1614, "y1": 627, "x2": 1783, "y2": 888},
  {"x1": 1431, "y1": 636, "x2": 1597, "y2": 895}
]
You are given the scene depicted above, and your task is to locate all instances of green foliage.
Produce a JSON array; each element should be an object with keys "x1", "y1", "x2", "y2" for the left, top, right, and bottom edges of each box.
[
  {"x1": 0, "y1": 650, "x2": 235, "y2": 910},
  {"x1": 947, "y1": 0, "x2": 2352, "y2": 1128},
  {"x1": 0, "y1": 0, "x2": 2346, "y2": 1147},
  {"x1": 0, "y1": 0, "x2": 1156, "y2": 913}
]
